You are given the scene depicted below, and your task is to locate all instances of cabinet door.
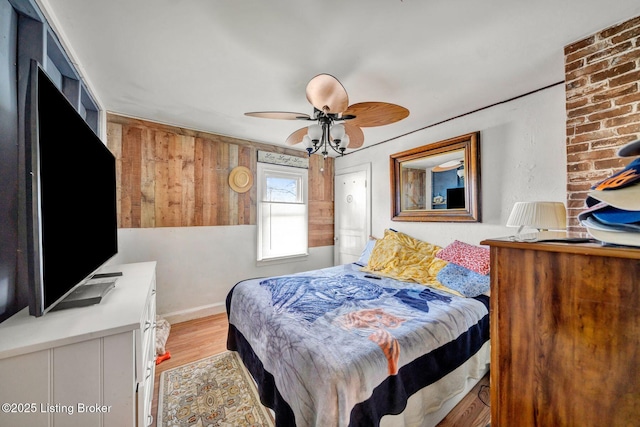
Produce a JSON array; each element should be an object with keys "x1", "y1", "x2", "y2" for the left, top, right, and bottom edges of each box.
[
  {"x1": 491, "y1": 245, "x2": 640, "y2": 427},
  {"x1": 103, "y1": 332, "x2": 136, "y2": 426},
  {"x1": 0, "y1": 351, "x2": 50, "y2": 426},
  {"x1": 53, "y1": 340, "x2": 102, "y2": 426}
]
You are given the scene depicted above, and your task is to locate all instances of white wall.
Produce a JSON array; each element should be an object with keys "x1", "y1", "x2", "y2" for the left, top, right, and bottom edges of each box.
[
  {"x1": 107, "y1": 226, "x2": 333, "y2": 322},
  {"x1": 335, "y1": 84, "x2": 568, "y2": 247}
]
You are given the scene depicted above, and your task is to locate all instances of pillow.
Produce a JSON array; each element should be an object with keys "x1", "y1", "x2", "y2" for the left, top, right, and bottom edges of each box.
[
  {"x1": 356, "y1": 238, "x2": 377, "y2": 266},
  {"x1": 360, "y1": 229, "x2": 463, "y2": 295},
  {"x1": 437, "y1": 240, "x2": 490, "y2": 275},
  {"x1": 436, "y1": 263, "x2": 490, "y2": 297}
]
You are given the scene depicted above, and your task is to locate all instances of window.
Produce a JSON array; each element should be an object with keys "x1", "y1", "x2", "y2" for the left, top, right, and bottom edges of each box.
[{"x1": 257, "y1": 162, "x2": 308, "y2": 261}]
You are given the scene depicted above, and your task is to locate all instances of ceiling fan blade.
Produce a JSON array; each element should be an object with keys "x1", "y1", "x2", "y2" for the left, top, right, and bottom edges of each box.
[
  {"x1": 285, "y1": 127, "x2": 308, "y2": 146},
  {"x1": 344, "y1": 123, "x2": 364, "y2": 149},
  {"x1": 343, "y1": 102, "x2": 409, "y2": 127},
  {"x1": 306, "y1": 74, "x2": 349, "y2": 114},
  {"x1": 245, "y1": 111, "x2": 311, "y2": 120}
]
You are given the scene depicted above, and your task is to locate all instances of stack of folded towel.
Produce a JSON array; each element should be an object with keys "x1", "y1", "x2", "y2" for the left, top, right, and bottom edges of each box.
[{"x1": 578, "y1": 139, "x2": 640, "y2": 247}]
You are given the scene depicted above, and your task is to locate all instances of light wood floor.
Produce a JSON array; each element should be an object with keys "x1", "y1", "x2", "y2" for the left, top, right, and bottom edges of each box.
[{"x1": 150, "y1": 313, "x2": 490, "y2": 427}]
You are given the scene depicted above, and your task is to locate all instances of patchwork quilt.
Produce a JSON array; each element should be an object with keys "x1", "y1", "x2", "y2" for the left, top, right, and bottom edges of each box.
[{"x1": 226, "y1": 263, "x2": 489, "y2": 427}]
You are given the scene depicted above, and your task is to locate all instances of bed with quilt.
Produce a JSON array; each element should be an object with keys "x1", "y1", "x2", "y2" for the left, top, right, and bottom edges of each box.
[{"x1": 226, "y1": 230, "x2": 491, "y2": 427}]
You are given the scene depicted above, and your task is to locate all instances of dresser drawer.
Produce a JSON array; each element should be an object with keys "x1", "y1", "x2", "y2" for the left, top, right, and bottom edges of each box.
[{"x1": 136, "y1": 275, "x2": 156, "y2": 384}]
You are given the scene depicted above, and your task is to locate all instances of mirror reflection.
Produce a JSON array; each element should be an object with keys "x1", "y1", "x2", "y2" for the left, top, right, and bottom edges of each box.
[
  {"x1": 390, "y1": 132, "x2": 480, "y2": 222},
  {"x1": 401, "y1": 149, "x2": 465, "y2": 211}
]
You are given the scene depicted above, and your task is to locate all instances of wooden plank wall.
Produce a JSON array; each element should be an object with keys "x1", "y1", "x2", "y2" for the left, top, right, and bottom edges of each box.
[{"x1": 106, "y1": 114, "x2": 334, "y2": 247}]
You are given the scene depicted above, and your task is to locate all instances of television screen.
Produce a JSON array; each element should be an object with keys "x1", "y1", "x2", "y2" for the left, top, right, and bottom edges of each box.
[
  {"x1": 25, "y1": 63, "x2": 118, "y2": 316},
  {"x1": 446, "y1": 187, "x2": 465, "y2": 209}
]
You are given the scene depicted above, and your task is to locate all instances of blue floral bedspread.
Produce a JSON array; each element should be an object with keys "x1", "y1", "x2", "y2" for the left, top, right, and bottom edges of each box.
[{"x1": 226, "y1": 263, "x2": 489, "y2": 427}]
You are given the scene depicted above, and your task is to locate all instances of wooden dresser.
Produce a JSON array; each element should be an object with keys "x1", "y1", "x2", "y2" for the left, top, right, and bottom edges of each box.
[{"x1": 480, "y1": 239, "x2": 640, "y2": 427}]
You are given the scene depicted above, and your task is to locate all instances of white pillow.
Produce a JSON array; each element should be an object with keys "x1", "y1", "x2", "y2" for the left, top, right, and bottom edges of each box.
[{"x1": 356, "y1": 239, "x2": 377, "y2": 266}]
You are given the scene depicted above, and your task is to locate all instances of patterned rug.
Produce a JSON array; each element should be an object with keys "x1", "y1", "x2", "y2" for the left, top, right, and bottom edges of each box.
[{"x1": 158, "y1": 351, "x2": 274, "y2": 427}]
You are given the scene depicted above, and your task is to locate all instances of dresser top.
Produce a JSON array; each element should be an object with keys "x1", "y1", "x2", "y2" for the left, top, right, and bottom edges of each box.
[
  {"x1": 0, "y1": 261, "x2": 156, "y2": 359},
  {"x1": 481, "y1": 237, "x2": 640, "y2": 260}
]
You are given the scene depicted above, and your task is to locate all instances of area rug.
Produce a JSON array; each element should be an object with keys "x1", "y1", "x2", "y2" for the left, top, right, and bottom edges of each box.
[{"x1": 158, "y1": 351, "x2": 274, "y2": 427}]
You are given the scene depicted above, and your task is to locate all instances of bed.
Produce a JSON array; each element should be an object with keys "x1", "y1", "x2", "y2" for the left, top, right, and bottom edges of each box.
[{"x1": 226, "y1": 231, "x2": 491, "y2": 427}]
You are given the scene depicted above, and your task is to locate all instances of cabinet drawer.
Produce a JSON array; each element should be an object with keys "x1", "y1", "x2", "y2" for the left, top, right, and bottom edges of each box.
[
  {"x1": 135, "y1": 281, "x2": 156, "y2": 384},
  {"x1": 137, "y1": 359, "x2": 155, "y2": 427}
]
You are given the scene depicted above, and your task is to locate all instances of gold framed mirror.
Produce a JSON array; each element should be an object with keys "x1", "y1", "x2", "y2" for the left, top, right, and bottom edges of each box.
[{"x1": 390, "y1": 132, "x2": 481, "y2": 222}]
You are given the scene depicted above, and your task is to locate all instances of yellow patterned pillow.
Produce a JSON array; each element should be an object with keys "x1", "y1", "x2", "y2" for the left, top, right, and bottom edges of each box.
[{"x1": 362, "y1": 230, "x2": 462, "y2": 296}]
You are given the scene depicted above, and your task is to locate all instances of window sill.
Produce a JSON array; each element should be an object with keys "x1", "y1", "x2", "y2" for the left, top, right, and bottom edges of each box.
[{"x1": 256, "y1": 253, "x2": 309, "y2": 267}]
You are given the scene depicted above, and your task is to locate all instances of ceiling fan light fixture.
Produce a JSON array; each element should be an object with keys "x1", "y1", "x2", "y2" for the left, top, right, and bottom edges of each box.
[
  {"x1": 331, "y1": 123, "x2": 345, "y2": 140},
  {"x1": 245, "y1": 73, "x2": 409, "y2": 159},
  {"x1": 307, "y1": 124, "x2": 322, "y2": 142},
  {"x1": 339, "y1": 134, "x2": 350, "y2": 151}
]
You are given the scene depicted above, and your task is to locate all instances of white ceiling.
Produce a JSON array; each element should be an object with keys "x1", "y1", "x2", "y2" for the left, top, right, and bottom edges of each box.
[{"x1": 39, "y1": 0, "x2": 640, "y2": 155}]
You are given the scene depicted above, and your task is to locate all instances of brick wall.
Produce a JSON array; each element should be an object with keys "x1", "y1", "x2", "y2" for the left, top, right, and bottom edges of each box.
[{"x1": 564, "y1": 15, "x2": 640, "y2": 232}]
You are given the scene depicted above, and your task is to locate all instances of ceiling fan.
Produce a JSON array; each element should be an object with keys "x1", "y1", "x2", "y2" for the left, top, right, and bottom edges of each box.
[{"x1": 245, "y1": 73, "x2": 410, "y2": 157}]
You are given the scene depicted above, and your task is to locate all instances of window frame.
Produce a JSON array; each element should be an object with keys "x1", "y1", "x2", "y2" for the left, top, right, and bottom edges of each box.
[{"x1": 256, "y1": 162, "x2": 309, "y2": 262}]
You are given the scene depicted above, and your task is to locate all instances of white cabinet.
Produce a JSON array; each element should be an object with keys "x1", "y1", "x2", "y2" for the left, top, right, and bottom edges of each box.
[{"x1": 0, "y1": 261, "x2": 156, "y2": 427}]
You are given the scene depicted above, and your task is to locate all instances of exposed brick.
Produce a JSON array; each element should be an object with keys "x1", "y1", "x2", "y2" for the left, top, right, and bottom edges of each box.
[
  {"x1": 586, "y1": 41, "x2": 633, "y2": 64},
  {"x1": 573, "y1": 122, "x2": 601, "y2": 135},
  {"x1": 590, "y1": 61, "x2": 636, "y2": 83},
  {"x1": 566, "y1": 81, "x2": 609, "y2": 100},
  {"x1": 614, "y1": 91, "x2": 640, "y2": 106},
  {"x1": 611, "y1": 50, "x2": 640, "y2": 67},
  {"x1": 567, "y1": 187, "x2": 590, "y2": 197},
  {"x1": 567, "y1": 100, "x2": 612, "y2": 118},
  {"x1": 617, "y1": 122, "x2": 640, "y2": 135},
  {"x1": 567, "y1": 162, "x2": 592, "y2": 172},
  {"x1": 565, "y1": 36, "x2": 596, "y2": 55},
  {"x1": 565, "y1": 58, "x2": 584, "y2": 74},
  {"x1": 565, "y1": 77, "x2": 589, "y2": 91},
  {"x1": 604, "y1": 112, "x2": 640, "y2": 127},
  {"x1": 587, "y1": 104, "x2": 633, "y2": 122},
  {"x1": 566, "y1": 60, "x2": 609, "y2": 81},
  {"x1": 565, "y1": 81, "x2": 608, "y2": 101},
  {"x1": 568, "y1": 170, "x2": 612, "y2": 183},
  {"x1": 566, "y1": 40, "x2": 609, "y2": 64},
  {"x1": 612, "y1": 26, "x2": 640, "y2": 44},
  {"x1": 593, "y1": 157, "x2": 629, "y2": 170},
  {"x1": 591, "y1": 135, "x2": 638, "y2": 149},
  {"x1": 566, "y1": 97, "x2": 589, "y2": 111},
  {"x1": 567, "y1": 129, "x2": 616, "y2": 144},
  {"x1": 592, "y1": 83, "x2": 637, "y2": 102},
  {"x1": 567, "y1": 148, "x2": 617, "y2": 163},
  {"x1": 600, "y1": 16, "x2": 640, "y2": 39},
  {"x1": 566, "y1": 117, "x2": 587, "y2": 127},
  {"x1": 565, "y1": 16, "x2": 640, "y2": 210},
  {"x1": 566, "y1": 142, "x2": 590, "y2": 153},
  {"x1": 610, "y1": 69, "x2": 640, "y2": 88},
  {"x1": 568, "y1": 207, "x2": 586, "y2": 217},
  {"x1": 567, "y1": 198, "x2": 587, "y2": 208}
]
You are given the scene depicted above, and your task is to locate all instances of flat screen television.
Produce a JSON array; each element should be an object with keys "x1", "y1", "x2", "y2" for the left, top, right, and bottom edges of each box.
[
  {"x1": 24, "y1": 62, "x2": 118, "y2": 317},
  {"x1": 446, "y1": 187, "x2": 465, "y2": 209}
]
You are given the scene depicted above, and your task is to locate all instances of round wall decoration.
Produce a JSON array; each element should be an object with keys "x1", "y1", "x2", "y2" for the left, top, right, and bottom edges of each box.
[{"x1": 229, "y1": 166, "x2": 253, "y2": 193}]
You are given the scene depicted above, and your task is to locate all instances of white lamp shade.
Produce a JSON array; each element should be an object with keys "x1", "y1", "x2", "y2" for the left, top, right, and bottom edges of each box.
[
  {"x1": 506, "y1": 201, "x2": 567, "y2": 231},
  {"x1": 307, "y1": 124, "x2": 322, "y2": 141},
  {"x1": 339, "y1": 134, "x2": 350, "y2": 149},
  {"x1": 330, "y1": 123, "x2": 345, "y2": 140}
]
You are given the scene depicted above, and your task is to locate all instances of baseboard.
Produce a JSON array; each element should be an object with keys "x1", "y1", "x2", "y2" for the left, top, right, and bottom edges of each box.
[{"x1": 160, "y1": 302, "x2": 226, "y2": 324}]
